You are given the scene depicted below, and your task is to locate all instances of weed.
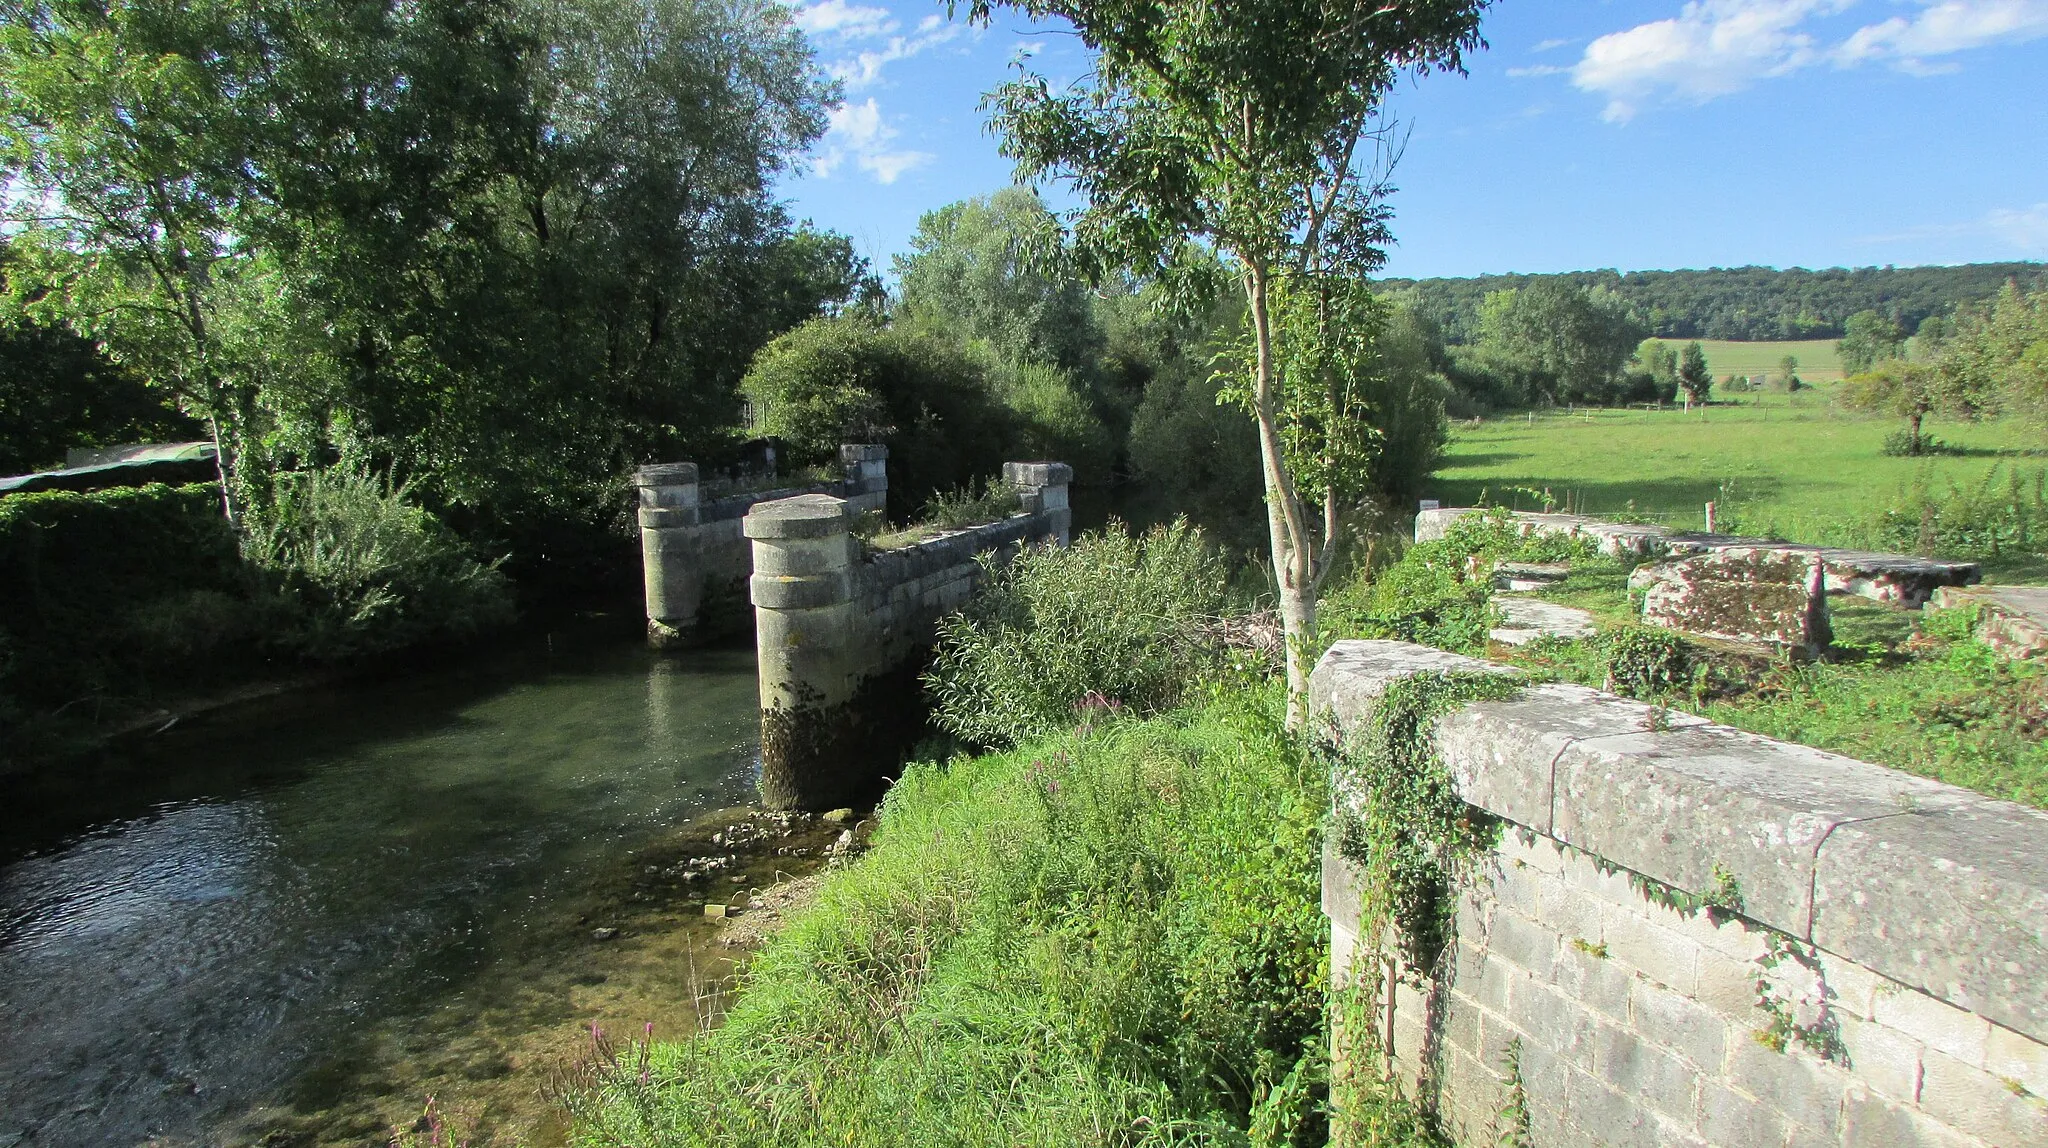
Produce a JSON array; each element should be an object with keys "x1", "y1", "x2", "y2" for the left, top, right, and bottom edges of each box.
[{"x1": 1569, "y1": 938, "x2": 1608, "y2": 959}]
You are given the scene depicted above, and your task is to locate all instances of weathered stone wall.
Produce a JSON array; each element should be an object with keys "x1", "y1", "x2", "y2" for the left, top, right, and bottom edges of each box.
[
  {"x1": 1415, "y1": 507, "x2": 1980, "y2": 607},
  {"x1": 745, "y1": 462, "x2": 1071, "y2": 810},
  {"x1": 1314, "y1": 640, "x2": 2048, "y2": 1147},
  {"x1": 637, "y1": 445, "x2": 888, "y2": 646}
]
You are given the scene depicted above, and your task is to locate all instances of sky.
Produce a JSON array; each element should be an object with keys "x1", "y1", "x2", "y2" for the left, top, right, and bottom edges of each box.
[{"x1": 774, "y1": 0, "x2": 2048, "y2": 280}]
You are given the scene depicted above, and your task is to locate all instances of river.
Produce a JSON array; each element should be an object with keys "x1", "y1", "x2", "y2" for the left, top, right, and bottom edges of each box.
[{"x1": 0, "y1": 621, "x2": 770, "y2": 1147}]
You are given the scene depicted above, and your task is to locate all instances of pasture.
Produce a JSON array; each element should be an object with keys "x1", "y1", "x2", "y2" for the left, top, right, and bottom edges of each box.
[
  {"x1": 1429, "y1": 391, "x2": 2046, "y2": 578},
  {"x1": 1640, "y1": 337, "x2": 1845, "y2": 382}
]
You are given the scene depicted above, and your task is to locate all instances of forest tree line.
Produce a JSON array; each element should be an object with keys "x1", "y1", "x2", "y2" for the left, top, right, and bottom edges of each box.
[{"x1": 1379, "y1": 262, "x2": 2045, "y2": 344}]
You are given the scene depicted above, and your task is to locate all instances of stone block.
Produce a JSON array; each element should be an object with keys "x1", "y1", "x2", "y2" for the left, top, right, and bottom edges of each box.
[
  {"x1": 1837, "y1": 1013, "x2": 1925, "y2": 1104},
  {"x1": 1633, "y1": 977, "x2": 1731, "y2": 1073},
  {"x1": 1434, "y1": 682, "x2": 1700, "y2": 833},
  {"x1": 1917, "y1": 1046, "x2": 2048, "y2": 1147},
  {"x1": 1511, "y1": 981, "x2": 1598, "y2": 1061},
  {"x1": 1563, "y1": 1067, "x2": 1669, "y2": 1147},
  {"x1": 1988, "y1": 1023, "x2": 2048, "y2": 1101},
  {"x1": 1491, "y1": 597, "x2": 1599, "y2": 646},
  {"x1": 1489, "y1": 906, "x2": 1562, "y2": 981},
  {"x1": 1594, "y1": 1017, "x2": 1702, "y2": 1125},
  {"x1": 1600, "y1": 903, "x2": 1703, "y2": 994},
  {"x1": 1870, "y1": 986, "x2": 1993, "y2": 1068},
  {"x1": 1322, "y1": 834, "x2": 1363, "y2": 934},
  {"x1": 749, "y1": 571, "x2": 851, "y2": 610},
  {"x1": 1701, "y1": 1080, "x2": 1787, "y2": 1147},
  {"x1": 1554, "y1": 936, "x2": 1634, "y2": 1022},
  {"x1": 1695, "y1": 948, "x2": 1765, "y2": 1021},
  {"x1": 636, "y1": 461, "x2": 699, "y2": 490},
  {"x1": 1841, "y1": 1084, "x2": 1987, "y2": 1148},
  {"x1": 1812, "y1": 795, "x2": 2048, "y2": 1041},
  {"x1": 1494, "y1": 561, "x2": 1571, "y2": 591},
  {"x1": 1309, "y1": 641, "x2": 1517, "y2": 742},
  {"x1": 743, "y1": 493, "x2": 851, "y2": 539},
  {"x1": 1002, "y1": 460, "x2": 1073, "y2": 487},
  {"x1": 838, "y1": 443, "x2": 888, "y2": 463},
  {"x1": 638, "y1": 505, "x2": 699, "y2": 529},
  {"x1": 1931, "y1": 585, "x2": 2048, "y2": 660},
  {"x1": 1633, "y1": 546, "x2": 1831, "y2": 654},
  {"x1": 1550, "y1": 721, "x2": 1948, "y2": 938},
  {"x1": 1727, "y1": 1038, "x2": 1846, "y2": 1141}
]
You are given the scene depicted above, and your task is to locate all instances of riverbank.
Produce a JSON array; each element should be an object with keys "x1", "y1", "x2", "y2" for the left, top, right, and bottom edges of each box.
[{"x1": 568, "y1": 685, "x2": 1341, "y2": 1147}]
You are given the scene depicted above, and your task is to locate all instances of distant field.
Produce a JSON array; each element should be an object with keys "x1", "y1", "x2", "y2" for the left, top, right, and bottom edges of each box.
[
  {"x1": 1430, "y1": 393, "x2": 2046, "y2": 577},
  {"x1": 1640, "y1": 337, "x2": 1844, "y2": 382}
]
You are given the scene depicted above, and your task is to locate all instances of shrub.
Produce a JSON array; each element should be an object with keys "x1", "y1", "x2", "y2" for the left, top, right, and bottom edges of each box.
[
  {"x1": 245, "y1": 469, "x2": 513, "y2": 661},
  {"x1": 567, "y1": 690, "x2": 1330, "y2": 1146},
  {"x1": 920, "y1": 477, "x2": 1023, "y2": 530},
  {"x1": 1600, "y1": 626, "x2": 1690, "y2": 698},
  {"x1": 925, "y1": 520, "x2": 1228, "y2": 748},
  {"x1": 740, "y1": 316, "x2": 1015, "y2": 518},
  {"x1": 1879, "y1": 429, "x2": 1948, "y2": 457}
]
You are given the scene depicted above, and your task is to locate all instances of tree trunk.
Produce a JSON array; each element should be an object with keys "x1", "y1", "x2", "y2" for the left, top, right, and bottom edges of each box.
[
  {"x1": 1909, "y1": 409, "x2": 1925, "y2": 454},
  {"x1": 1245, "y1": 262, "x2": 1317, "y2": 723}
]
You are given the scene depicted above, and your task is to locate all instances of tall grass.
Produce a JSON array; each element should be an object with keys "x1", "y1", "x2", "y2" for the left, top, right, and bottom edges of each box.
[
  {"x1": 926, "y1": 520, "x2": 1229, "y2": 748},
  {"x1": 1723, "y1": 463, "x2": 2048, "y2": 560},
  {"x1": 567, "y1": 688, "x2": 1333, "y2": 1147}
]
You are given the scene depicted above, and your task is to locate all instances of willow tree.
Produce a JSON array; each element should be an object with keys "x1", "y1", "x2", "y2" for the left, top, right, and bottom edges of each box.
[{"x1": 967, "y1": 0, "x2": 1490, "y2": 713}]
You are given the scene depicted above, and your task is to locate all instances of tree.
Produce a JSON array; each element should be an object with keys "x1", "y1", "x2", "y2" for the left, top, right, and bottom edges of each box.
[
  {"x1": 1475, "y1": 281, "x2": 1644, "y2": 405},
  {"x1": 972, "y1": 0, "x2": 1491, "y2": 713},
  {"x1": 1837, "y1": 310, "x2": 1905, "y2": 375},
  {"x1": 1678, "y1": 340, "x2": 1712, "y2": 408},
  {"x1": 894, "y1": 186, "x2": 1104, "y2": 374},
  {"x1": 1774, "y1": 355, "x2": 1801, "y2": 391},
  {"x1": 1840, "y1": 362, "x2": 1986, "y2": 454},
  {"x1": 1940, "y1": 281, "x2": 2048, "y2": 427},
  {"x1": 1641, "y1": 340, "x2": 1678, "y2": 395}
]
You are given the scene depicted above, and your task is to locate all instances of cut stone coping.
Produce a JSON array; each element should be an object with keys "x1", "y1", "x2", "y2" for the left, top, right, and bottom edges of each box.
[
  {"x1": 1310, "y1": 638, "x2": 2048, "y2": 1044},
  {"x1": 1416, "y1": 507, "x2": 1980, "y2": 607},
  {"x1": 742, "y1": 493, "x2": 852, "y2": 539},
  {"x1": 1932, "y1": 584, "x2": 2048, "y2": 660},
  {"x1": 1493, "y1": 561, "x2": 1570, "y2": 591},
  {"x1": 1489, "y1": 597, "x2": 1597, "y2": 646},
  {"x1": 1003, "y1": 460, "x2": 1074, "y2": 487},
  {"x1": 635, "y1": 462, "x2": 699, "y2": 487}
]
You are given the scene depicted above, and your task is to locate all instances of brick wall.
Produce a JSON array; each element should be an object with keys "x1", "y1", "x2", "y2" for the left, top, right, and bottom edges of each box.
[{"x1": 1315, "y1": 640, "x2": 2048, "y2": 1148}]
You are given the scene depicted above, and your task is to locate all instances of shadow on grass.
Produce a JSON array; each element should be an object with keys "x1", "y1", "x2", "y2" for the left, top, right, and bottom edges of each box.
[
  {"x1": 1436, "y1": 451, "x2": 1531, "y2": 471},
  {"x1": 1427, "y1": 474, "x2": 1782, "y2": 521}
]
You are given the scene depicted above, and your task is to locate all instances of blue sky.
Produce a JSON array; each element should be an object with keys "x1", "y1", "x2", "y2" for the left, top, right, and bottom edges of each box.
[{"x1": 775, "y1": 0, "x2": 2048, "y2": 280}]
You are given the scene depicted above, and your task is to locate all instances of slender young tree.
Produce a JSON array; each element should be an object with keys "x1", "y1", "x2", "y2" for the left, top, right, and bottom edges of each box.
[
  {"x1": 1678, "y1": 340, "x2": 1712, "y2": 408},
  {"x1": 969, "y1": 0, "x2": 1490, "y2": 715}
]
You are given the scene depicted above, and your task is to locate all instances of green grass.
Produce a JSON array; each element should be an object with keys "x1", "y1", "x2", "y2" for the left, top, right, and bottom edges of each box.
[
  {"x1": 567, "y1": 688, "x2": 1356, "y2": 1148},
  {"x1": 1639, "y1": 337, "x2": 1845, "y2": 382},
  {"x1": 1433, "y1": 395, "x2": 2047, "y2": 577}
]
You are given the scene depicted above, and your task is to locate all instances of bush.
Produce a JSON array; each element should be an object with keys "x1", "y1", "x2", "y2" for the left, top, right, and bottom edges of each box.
[
  {"x1": 1878, "y1": 429, "x2": 1952, "y2": 457},
  {"x1": 920, "y1": 477, "x2": 1023, "y2": 530},
  {"x1": 0, "y1": 482, "x2": 248, "y2": 723},
  {"x1": 566, "y1": 690, "x2": 1331, "y2": 1146},
  {"x1": 1600, "y1": 626, "x2": 1690, "y2": 698},
  {"x1": 245, "y1": 469, "x2": 513, "y2": 661},
  {"x1": 975, "y1": 353, "x2": 1115, "y2": 483},
  {"x1": 741, "y1": 316, "x2": 1016, "y2": 519},
  {"x1": 1869, "y1": 465, "x2": 2047, "y2": 558},
  {"x1": 925, "y1": 520, "x2": 1229, "y2": 748}
]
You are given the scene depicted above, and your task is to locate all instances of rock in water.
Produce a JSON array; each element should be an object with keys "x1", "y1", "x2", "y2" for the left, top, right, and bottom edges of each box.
[{"x1": 1632, "y1": 548, "x2": 1830, "y2": 656}]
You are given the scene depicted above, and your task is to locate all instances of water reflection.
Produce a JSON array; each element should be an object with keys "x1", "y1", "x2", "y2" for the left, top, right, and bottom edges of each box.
[{"x1": 0, "y1": 630, "x2": 761, "y2": 1146}]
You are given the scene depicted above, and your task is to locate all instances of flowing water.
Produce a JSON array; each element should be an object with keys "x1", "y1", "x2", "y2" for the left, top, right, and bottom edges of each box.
[{"x1": 0, "y1": 623, "x2": 770, "y2": 1147}]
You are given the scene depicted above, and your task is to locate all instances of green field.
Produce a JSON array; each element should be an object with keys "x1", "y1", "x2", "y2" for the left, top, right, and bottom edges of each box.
[
  {"x1": 1640, "y1": 337, "x2": 1844, "y2": 382},
  {"x1": 1430, "y1": 393, "x2": 2046, "y2": 577}
]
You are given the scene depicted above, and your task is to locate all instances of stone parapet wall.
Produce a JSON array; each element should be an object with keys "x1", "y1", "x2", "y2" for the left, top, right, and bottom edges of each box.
[
  {"x1": 744, "y1": 463, "x2": 1070, "y2": 810},
  {"x1": 1415, "y1": 507, "x2": 1979, "y2": 607},
  {"x1": 637, "y1": 446, "x2": 887, "y2": 646},
  {"x1": 1314, "y1": 640, "x2": 2048, "y2": 1147}
]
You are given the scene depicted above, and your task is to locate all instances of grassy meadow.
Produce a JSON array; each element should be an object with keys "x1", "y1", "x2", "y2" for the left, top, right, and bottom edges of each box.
[
  {"x1": 1431, "y1": 389, "x2": 2045, "y2": 576},
  {"x1": 1639, "y1": 337, "x2": 1845, "y2": 381}
]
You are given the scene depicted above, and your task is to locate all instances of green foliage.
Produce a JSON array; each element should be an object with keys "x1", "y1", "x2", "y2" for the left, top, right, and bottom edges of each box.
[
  {"x1": 1, "y1": 0, "x2": 854, "y2": 583},
  {"x1": 741, "y1": 317, "x2": 1014, "y2": 517},
  {"x1": 1332, "y1": 671, "x2": 1521, "y2": 976},
  {"x1": 894, "y1": 187, "x2": 1104, "y2": 375},
  {"x1": 0, "y1": 314, "x2": 196, "y2": 474},
  {"x1": 1678, "y1": 340, "x2": 1712, "y2": 405},
  {"x1": 919, "y1": 477, "x2": 1023, "y2": 530},
  {"x1": 1837, "y1": 310, "x2": 1907, "y2": 375},
  {"x1": 925, "y1": 520, "x2": 1228, "y2": 748},
  {"x1": 1599, "y1": 626, "x2": 1690, "y2": 699},
  {"x1": 244, "y1": 469, "x2": 513, "y2": 661},
  {"x1": 1378, "y1": 263, "x2": 2045, "y2": 344},
  {"x1": 973, "y1": 352, "x2": 1116, "y2": 482},
  {"x1": 1473, "y1": 280, "x2": 1648, "y2": 405},
  {"x1": 1862, "y1": 465, "x2": 2047, "y2": 559},
  {"x1": 568, "y1": 691, "x2": 1330, "y2": 1146},
  {"x1": 1941, "y1": 281, "x2": 2048, "y2": 427}
]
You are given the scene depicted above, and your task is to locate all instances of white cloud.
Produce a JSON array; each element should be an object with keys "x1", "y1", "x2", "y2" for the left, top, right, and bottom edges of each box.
[
  {"x1": 811, "y1": 98, "x2": 933, "y2": 184},
  {"x1": 827, "y1": 21, "x2": 966, "y2": 90},
  {"x1": 791, "y1": 0, "x2": 897, "y2": 41},
  {"x1": 1833, "y1": 0, "x2": 2048, "y2": 67},
  {"x1": 1570, "y1": 0, "x2": 1848, "y2": 122},
  {"x1": 1856, "y1": 202, "x2": 2048, "y2": 253},
  {"x1": 1568, "y1": 0, "x2": 2046, "y2": 122},
  {"x1": 1531, "y1": 37, "x2": 1575, "y2": 53},
  {"x1": 1506, "y1": 64, "x2": 1568, "y2": 77}
]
